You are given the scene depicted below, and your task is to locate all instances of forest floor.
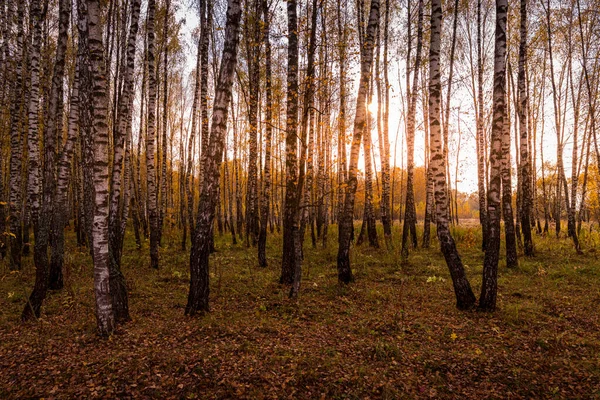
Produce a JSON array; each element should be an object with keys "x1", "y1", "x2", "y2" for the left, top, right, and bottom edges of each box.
[{"x1": 1, "y1": 223, "x2": 600, "y2": 399}]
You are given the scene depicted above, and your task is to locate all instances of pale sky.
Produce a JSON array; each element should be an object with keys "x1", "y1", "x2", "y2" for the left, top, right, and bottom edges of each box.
[{"x1": 174, "y1": 0, "x2": 572, "y2": 197}]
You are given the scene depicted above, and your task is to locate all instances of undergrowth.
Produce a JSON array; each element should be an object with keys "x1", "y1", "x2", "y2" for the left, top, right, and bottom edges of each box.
[{"x1": 1, "y1": 222, "x2": 599, "y2": 398}]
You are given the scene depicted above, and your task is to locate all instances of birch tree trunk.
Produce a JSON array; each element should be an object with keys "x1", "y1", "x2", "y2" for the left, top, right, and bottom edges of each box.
[
  {"x1": 337, "y1": 0, "x2": 379, "y2": 284},
  {"x1": 78, "y1": 0, "x2": 96, "y2": 253},
  {"x1": 186, "y1": 39, "x2": 201, "y2": 243},
  {"x1": 379, "y1": 0, "x2": 392, "y2": 247},
  {"x1": 186, "y1": 0, "x2": 241, "y2": 315},
  {"x1": 441, "y1": 0, "x2": 460, "y2": 227},
  {"x1": 8, "y1": 0, "x2": 24, "y2": 271},
  {"x1": 146, "y1": 0, "x2": 160, "y2": 269},
  {"x1": 50, "y1": 58, "x2": 80, "y2": 290},
  {"x1": 244, "y1": 0, "x2": 260, "y2": 247},
  {"x1": 518, "y1": 0, "x2": 534, "y2": 256},
  {"x1": 25, "y1": 0, "x2": 42, "y2": 248},
  {"x1": 502, "y1": 87, "x2": 518, "y2": 269},
  {"x1": 87, "y1": 0, "x2": 115, "y2": 336},
  {"x1": 428, "y1": 0, "x2": 476, "y2": 310},
  {"x1": 109, "y1": 0, "x2": 141, "y2": 324},
  {"x1": 257, "y1": 0, "x2": 272, "y2": 267},
  {"x1": 480, "y1": 0, "x2": 508, "y2": 312},
  {"x1": 289, "y1": 0, "x2": 319, "y2": 298},
  {"x1": 336, "y1": 0, "x2": 348, "y2": 225},
  {"x1": 159, "y1": 0, "x2": 170, "y2": 245},
  {"x1": 199, "y1": 0, "x2": 211, "y2": 185},
  {"x1": 476, "y1": 0, "x2": 488, "y2": 251},
  {"x1": 23, "y1": 0, "x2": 70, "y2": 320},
  {"x1": 280, "y1": 0, "x2": 300, "y2": 285},
  {"x1": 363, "y1": 88, "x2": 379, "y2": 248},
  {"x1": 401, "y1": 0, "x2": 423, "y2": 259},
  {"x1": 577, "y1": 0, "x2": 599, "y2": 236}
]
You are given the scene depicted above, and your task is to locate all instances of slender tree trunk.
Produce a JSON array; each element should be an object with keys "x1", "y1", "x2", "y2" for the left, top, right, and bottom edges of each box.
[
  {"x1": 577, "y1": 0, "x2": 598, "y2": 236},
  {"x1": 480, "y1": 0, "x2": 508, "y2": 312},
  {"x1": 502, "y1": 80, "x2": 518, "y2": 268},
  {"x1": 199, "y1": 0, "x2": 211, "y2": 186},
  {"x1": 289, "y1": 0, "x2": 319, "y2": 297},
  {"x1": 50, "y1": 59, "x2": 81, "y2": 290},
  {"x1": 337, "y1": 0, "x2": 379, "y2": 284},
  {"x1": 86, "y1": 0, "x2": 115, "y2": 336},
  {"x1": 378, "y1": 0, "x2": 392, "y2": 247},
  {"x1": 159, "y1": 0, "x2": 171, "y2": 244},
  {"x1": 401, "y1": 0, "x2": 422, "y2": 259},
  {"x1": 476, "y1": 0, "x2": 488, "y2": 251},
  {"x1": 186, "y1": 0, "x2": 241, "y2": 315},
  {"x1": 244, "y1": 0, "x2": 260, "y2": 247},
  {"x1": 517, "y1": 0, "x2": 533, "y2": 256},
  {"x1": 258, "y1": 0, "x2": 272, "y2": 267},
  {"x1": 8, "y1": 0, "x2": 25, "y2": 271},
  {"x1": 428, "y1": 0, "x2": 476, "y2": 310},
  {"x1": 108, "y1": 0, "x2": 141, "y2": 324},
  {"x1": 23, "y1": 0, "x2": 70, "y2": 321},
  {"x1": 336, "y1": 0, "x2": 347, "y2": 225},
  {"x1": 280, "y1": 0, "x2": 300, "y2": 285},
  {"x1": 146, "y1": 0, "x2": 160, "y2": 269},
  {"x1": 363, "y1": 83, "x2": 379, "y2": 248},
  {"x1": 186, "y1": 40, "x2": 201, "y2": 243},
  {"x1": 21, "y1": 0, "x2": 43, "y2": 258}
]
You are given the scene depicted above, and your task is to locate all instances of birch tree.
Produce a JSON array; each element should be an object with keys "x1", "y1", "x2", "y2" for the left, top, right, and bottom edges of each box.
[
  {"x1": 518, "y1": 0, "x2": 534, "y2": 256},
  {"x1": 337, "y1": 0, "x2": 379, "y2": 284},
  {"x1": 186, "y1": 0, "x2": 241, "y2": 315},
  {"x1": 8, "y1": 0, "x2": 24, "y2": 271},
  {"x1": 146, "y1": 0, "x2": 160, "y2": 270},
  {"x1": 258, "y1": 0, "x2": 272, "y2": 267},
  {"x1": 480, "y1": 0, "x2": 508, "y2": 312},
  {"x1": 428, "y1": 0, "x2": 476, "y2": 310}
]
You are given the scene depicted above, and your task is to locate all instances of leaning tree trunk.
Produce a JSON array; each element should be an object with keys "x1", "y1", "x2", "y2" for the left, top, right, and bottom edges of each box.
[
  {"x1": 401, "y1": 0, "x2": 423, "y2": 259},
  {"x1": 289, "y1": 0, "x2": 319, "y2": 298},
  {"x1": 337, "y1": 0, "x2": 379, "y2": 284},
  {"x1": 185, "y1": 0, "x2": 241, "y2": 316},
  {"x1": 146, "y1": 0, "x2": 160, "y2": 269},
  {"x1": 518, "y1": 0, "x2": 534, "y2": 256},
  {"x1": 480, "y1": 0, "x2": 508, "y2": 312},
  {"x1": 428, "y1": 0, "x2": 476, "y2": 310}
]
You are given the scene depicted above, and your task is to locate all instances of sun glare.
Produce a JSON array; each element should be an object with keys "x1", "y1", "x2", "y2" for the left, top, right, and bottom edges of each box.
[{"x1": 367, "y1": 101, "x2": 377, "y2": 114}]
